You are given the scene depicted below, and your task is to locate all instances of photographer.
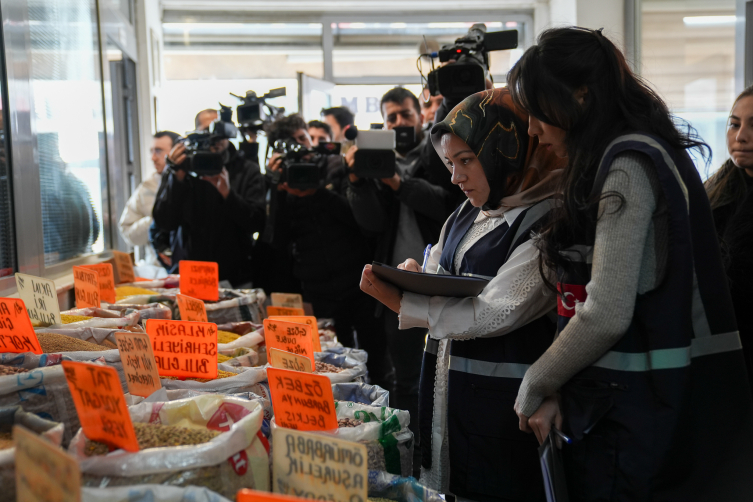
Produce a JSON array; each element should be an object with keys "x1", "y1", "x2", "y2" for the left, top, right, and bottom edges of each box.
[
  {"x1": 263, "y1": 114, "x2": 380, "y2": 368},
  {"x1": 344, "y1": 87, "x2": 462, "y2": 454},
  {"x1": 321, "y1": 106, "x2": 355, "y2": 143},
  {"x1": 308, "y1": 120, "x2": 332, "y2": 147},
  {"x1": 152, "y1": 109, "x2": 266, "y2": 287}
]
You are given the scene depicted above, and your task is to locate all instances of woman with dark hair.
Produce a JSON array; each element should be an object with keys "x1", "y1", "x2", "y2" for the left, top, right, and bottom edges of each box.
[
  {"x1": 508, "y1": 27, "x2": 753, "y2": 500},
  {"x1": 360, "y1": 87, "x2": 564, "y2": 501},
  {"x1": 705, "y1": 86, "x2": 753, "y2": 388}
]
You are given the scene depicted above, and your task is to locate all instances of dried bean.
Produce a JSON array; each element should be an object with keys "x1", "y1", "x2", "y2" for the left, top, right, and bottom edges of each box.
[
  {"x1": 337, "y1": 418, "x2": 363, "y2": 428},
  {"x1": 315, "y1": 361, "x2": 343, "y2": 374},
  {"x1": 84, "y1": 422, "x2": 221, "y2": 456},
  {"x1": 0, "y1": 365, "x2": 29, "y2": 376}
]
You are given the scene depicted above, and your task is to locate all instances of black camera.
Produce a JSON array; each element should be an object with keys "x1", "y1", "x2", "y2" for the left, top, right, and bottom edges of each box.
[
  {"x1": 270, "y1": 140, "x2": 341, "y2": 190},
  {"x1": 232, "y1": 87, "x2": 286, "y2": 132},
  {"x1": 427, "y1": 24, "x2": 518, "y2": 100},
  {"x1": 180, "y1": 105, "x2": 238, "y2": 176}
]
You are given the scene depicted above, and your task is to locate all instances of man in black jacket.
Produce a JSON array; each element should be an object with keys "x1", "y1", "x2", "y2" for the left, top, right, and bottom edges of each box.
[
  {"x1": 344, "y1": 88, "x2": 462, "y2": 464},
  {"x1": 153, "y1": 120, "x2": 266, "y2": 288}
]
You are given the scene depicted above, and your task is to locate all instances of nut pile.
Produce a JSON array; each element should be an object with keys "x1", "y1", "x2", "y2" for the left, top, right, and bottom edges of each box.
[
  {"x1": 84, "y1": 422, "x2": 221, "y2": 456},
  {"x1": 61, "y1": 314, "x2": 93, "y2": 324},
  {"x1": 163, "y1": 369, "x2": 237, "y2": 383},
  {"x1": 217, "y1": 330, "x2": 241, "y2": 344},
  {"x1": 38, "y1": 333, "x2": 105, "y2": 353},
  {"x1": 315, "y1": 361, "x2": 344, "y2": 374},
  {"x1": 0, "y1": 365, "x2": 29, "y2": 376},
  {"x1": 0, "y1": 431, "x2": 12, "y2": 450},
  {"x1": 337, "y1": 418, "x2": 363, "y2": 428}
]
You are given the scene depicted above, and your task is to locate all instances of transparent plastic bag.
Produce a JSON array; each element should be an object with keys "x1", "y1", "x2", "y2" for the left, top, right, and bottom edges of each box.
[
  {"x1": 313, "y1": 351, "x2": 368, "y2": 383},
  {"x1": 367, "y1": 471, "x2": 444, "y2": 502},
  {"x1": 332, "y1": 382, "x2": 389, "y2": 407}
]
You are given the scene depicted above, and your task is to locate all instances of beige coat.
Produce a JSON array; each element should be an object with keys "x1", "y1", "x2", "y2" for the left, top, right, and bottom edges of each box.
[{"x1": 118, "y1": 171, "x2": 162, "y2": 265}]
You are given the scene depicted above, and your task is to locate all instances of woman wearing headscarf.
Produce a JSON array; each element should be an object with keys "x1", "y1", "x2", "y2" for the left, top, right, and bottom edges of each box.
[{"x1": 360, "y1": 87, "x2": 564, "y2": 501}]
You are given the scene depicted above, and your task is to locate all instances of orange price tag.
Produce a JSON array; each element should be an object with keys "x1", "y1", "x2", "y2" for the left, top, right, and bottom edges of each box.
[
  {"x1": 179, "y1": 260, "x2": 219, "y2": 301},
  {"x1": 112, "y1": 250, "x2": 136, "y2": 284},
  {"x1": 81, "y1": 263, "x2": 116, "y2": 304},
  {"x1": 263, "y1": 319, "x2": 314, "y2": 367},
  {"x1": 0, "y1": 298, "x2": 43, "y2": 354},
  {"x1": 62, "y1": 361, "x2": 139, "y2": 452},
  {"x1": 72, "y1": 266, "x2": 100, "y2": 308},
  {"x1": 176, "y1": 294, "x2": 208, "y2": 322},
  {"x1": 145, "y1": 319, "x2": 218, "y2": 379},
  {"x1": 269, "y1": 315, "x2": 321, "y2": 352},
  {"x1": 269, "y1": 348, "x2": 313, "y2": 373},
  {"x1": 238, "y1": 489, "x2": 305, "y2": 502},
  {"x1": 114, "y1": 332, "x2": 162, "y2": 398},
  {"x1": 267, "y1": 367, "x2": 337, "y2": 431},
  {"x1": 270, "y1": 292, "x2": 304, "y2": 309},
  {"x1": 267, "y1": 306, "x2": 305, "y2": 317}
]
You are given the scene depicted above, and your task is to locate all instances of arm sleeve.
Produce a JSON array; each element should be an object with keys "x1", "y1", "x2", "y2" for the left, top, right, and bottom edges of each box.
[
  {"x1": 516, "y1": 153, "x2": 658, "y2": 417},
  {"x1": 399, "y1": 239, "x2": 555, "y2": 339},
  {"x1": 396, "y1": 176, "x2": 456, "y2": 223},
  {"x1": 152, "y1": 170, "x2": 190, "y2": 232},
  {"x1": 118, "y1": 188, "x2": 151, "y2": 246},
  {"x1": 346, "y1": 179, "x2": 388, "y2": 234},
  {"x1": 224, "y1": 162, "x2": 266, "y2": 234}
]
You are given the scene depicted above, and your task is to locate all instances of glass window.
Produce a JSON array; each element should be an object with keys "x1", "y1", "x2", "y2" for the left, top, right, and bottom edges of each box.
[
  {"x1": 0, "y1": 22, "x2": 16, "y2": 278},
  {"x1": 331, "y1": 84, "x2": 423, "y2": 130},
  {"x1": 641, "y1": 0, "x2": 736, "y2": 176},
  {"x1": 28, "y1": 0, "x2": 106, "y2": 265}
]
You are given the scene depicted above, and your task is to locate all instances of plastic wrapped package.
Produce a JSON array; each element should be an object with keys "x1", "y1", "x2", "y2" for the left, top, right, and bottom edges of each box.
[
  {"x1": 367, "y1": 471, "x2": 444, "y2": 502},
  {"x1": 160, "y1": 364, "x2": 267, "y2": 394},
  {"x1": 332, "y1": 382, "x2": 389, "y2": 407},
  {"x1": 205, "y1": 289, "x2": 266, "y2": 324},
  {"x1": 0, "y1": 406, "x2": 65, "y2": 502},
  {"x1": 101, "y1": 302, "x2": 173, "y2": 321},
  {"x1": 69, "y1": 394, "x2": 270, "y2": 497},
  {"x1": 314, "y1": 351, "x2": 368, "y2": 383},
  {"x1": 218, "y1": 347, "x2": 261, "y2": 368},
  {"x1": 82, "y1": 484, "x2": 232, "y2": 502},
  {"x1": 323, "y1": 345, "x2": 369, "y2": 364},
  {"x1": 51, "y1": 310, "x2": 142, "y2": 330},
  {"x1": 270, "y1": 401, "x2": 413, "y2": 477}
]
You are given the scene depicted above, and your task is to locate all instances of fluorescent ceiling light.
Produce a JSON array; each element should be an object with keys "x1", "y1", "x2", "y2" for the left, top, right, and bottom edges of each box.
[{"x1": 682, "y1": 16, "x2": 736, "y2": 26}]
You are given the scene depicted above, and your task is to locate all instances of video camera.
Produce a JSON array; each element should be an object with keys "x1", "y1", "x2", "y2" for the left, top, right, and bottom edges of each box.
[
  {"x1": 180, "y1": 105, "x2": 238, "y2": 176},
  {"x1": 427, "y1": 24, "x2": 518, "y2": 100},
  {"x1": 232, "y1": 87, "x2": 286, "y2": 132},
  {"x1": 347, "y1": 126, "x2": 417, "y2": 178},
  {"x1": 269, "y1": 140, "x2": 341, "y2": 190}
]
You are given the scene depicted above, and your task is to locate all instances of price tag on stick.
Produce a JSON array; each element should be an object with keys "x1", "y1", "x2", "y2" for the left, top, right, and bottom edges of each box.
[
  {"x1": 112, "y1": 250, "x2": 136, "y2": 284},
  {"x1": 272, "y1": 427, "x2": 368, "y2": 501},
  {"x1": 267, "y1": 306, "x2": 305, "y2": 317},
  {"x1": 263, "y1": 319, "x2": 314, "y2": 367},
  {"x1": 179, "y1": 260, "x2": 219, "y2": 301},
  {"x1": 269, "y1": 315, "x2": 321, "y2": 352},
  {"x1": 0, "y1": 298, "x2": 43, "y2": 354},
  {"x1": 176, "y1": 293, "x2": 208, "y2": 322},
  {"x1": 62, "y1": 361, "x2": 140, "y2": 452},
  {"x1": 72, "y1": 266, "x2": 100, "y2": 308},
  {"x1": 238, "y1": 489, "x2": 307, "y2": 502},
  {"x1": 15, "y1": 273, "x2": 61, "y2": 327},
  {"x1": 267, "y1": 367, "x2": 337, "y2": 431},
  {"x1": 145, "y1": 319, "x2": 219, "y2": 379},
  {"x1": 270, "y1": 292, "x2": 304, "y2": 309},
  {"x1": 269, "y1": 348, "x2": 313, "y2": 373},
  {"x1": 81, "y1": 263, "x2": 117, "y2": 304},
  {"x1": 14, "y1": 425, "x2": 81, "y2": 502},
  {"x1": 115, "y1": 332, "x2": 162, "y2": 398}
]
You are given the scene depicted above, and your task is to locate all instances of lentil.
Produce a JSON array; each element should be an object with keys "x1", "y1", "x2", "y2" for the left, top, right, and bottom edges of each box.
[
  {"x1": 37, "y1": 333, "x2": 105, "y2": 353},
  {"x1": 315, "y1": 361, "x2": 344, "y2": 374},
  {"x1": 0, "y1": 365, "x2": 29, "y2": 376},
  {"x1": 84, "y1": 422, "x2": 220, "y2": 456}
]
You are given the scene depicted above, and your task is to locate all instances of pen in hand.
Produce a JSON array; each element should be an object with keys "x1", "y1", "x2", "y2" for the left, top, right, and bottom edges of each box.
[{"x1": 421, "y1": 244, "x2": 432, "y2": 273}]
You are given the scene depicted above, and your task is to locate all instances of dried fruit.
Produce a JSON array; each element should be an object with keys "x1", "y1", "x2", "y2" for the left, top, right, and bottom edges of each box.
[
  {"x1": 0, "y1": 365, "x2": 29, "y2": 376},
  {"x1": 37, "y1": 332, "x2": 105, "y2": 353},
  {"x1": 315, "y1": 361, "x2": 343, "y2": 374},
  {"x1": 84, "y1": 422, "x2": 220, "y2": 456},
  {"x1": 217, "y1": 330, "x2": 240, "y2": 344},
  {"x1": 61, "y1": 314, "x2": 93, "y2": 324},
  {"x1": 337, "y1": 418, "x2": 363, "y2": 428},
  {"x1": 0, "y1": 431, "x2": 12, "y2": 450},
  {"x1": 162, "y1": 370, "x2": 237, "y2": 383}
]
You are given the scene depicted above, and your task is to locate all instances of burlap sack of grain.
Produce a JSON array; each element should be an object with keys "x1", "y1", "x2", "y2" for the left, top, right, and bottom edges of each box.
[
  {"x1": 69, "y1": 394, "x2": 270, "y2": 497},
  {"x1": 82, "y1": 484, "x2": 232, "y2": 502},
  {"x1": 0, "y1": 405, "x2": 65, "y2": 502},
  {"x1": 34, "y1": 327, "x2": 128, "y2": 350}
]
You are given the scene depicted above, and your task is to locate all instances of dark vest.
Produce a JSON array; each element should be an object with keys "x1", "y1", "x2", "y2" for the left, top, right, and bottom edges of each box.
[
  {"x1": 418, "y1": 199, "x2": 556, "y2": 502},
  {"x1": 555, "y1": 134, "x2": 753, "y2": 501}
]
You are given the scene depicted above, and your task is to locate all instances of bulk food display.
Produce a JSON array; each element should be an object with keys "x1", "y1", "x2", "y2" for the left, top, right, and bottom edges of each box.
[{"x1": 0, "y1": 259, "x2": 442, "y2": 502}]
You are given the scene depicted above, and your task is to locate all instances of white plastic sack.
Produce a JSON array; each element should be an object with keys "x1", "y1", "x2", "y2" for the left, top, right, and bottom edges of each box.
[
  {"x1": 160, "y1": 364, "x2": 267, "y2": 393},
  {"x1": 82, "y1": 485, "x2": 232, "y2": 502}
]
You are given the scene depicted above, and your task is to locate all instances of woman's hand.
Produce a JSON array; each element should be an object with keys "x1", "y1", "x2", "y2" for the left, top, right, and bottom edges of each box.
[
  {"x1": 515, "y1": 395, "x2": 562, "y2": 445},
  {"x1": 360, "y1": 264, "x2": 402, "y2": 313},
  {"x1": 397, "y1": 258, "x2": 422, "y2": 272}
]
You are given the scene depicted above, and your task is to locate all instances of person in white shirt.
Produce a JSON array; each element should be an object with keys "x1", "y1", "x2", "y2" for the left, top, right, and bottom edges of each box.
[
  {"x1": 118, "y1": 131, "x2": 180, "y2": 265},
  {"x1": 359, "y1": 88, "x2": 564, "y2": 501}
]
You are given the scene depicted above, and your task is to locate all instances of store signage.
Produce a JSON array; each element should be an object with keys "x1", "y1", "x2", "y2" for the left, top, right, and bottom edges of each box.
[
  {"x1": 145, "y1": 319, "x2": 219, "y2": 379},
  {"x1": 269, "y1": 348, "x2": 313, "y2": 373},
  {"x1": 114, "y1": 332, "x2": 162, "y2": 398},
  {"x1": 81, "y1": 263, "x2": 117, "y2": 304},
  {"x1": 15, "y1": 273, "x2": 61, "y2": 327},
  {"x1": 267, "y1": 367, "x2": 337, "y2": 431},
  {"x1": 0, "y1": 298, "x2": 43, "y2": 354},
  {"x1": 176, "y1": 293, "x2": 208, "y2": 322},
  {"x1": 269, "y1": 315, "x2": 321, "y2": 352},
  {"x1": 263, "y1": 319, "x2": 314, "y2": 366},
  {"x1": 72, "y1": 266, "x2": 100, "y2": 308},
  {"x1": 14, "y1": 425, "x2": 81, "y2": 502},
  {"x1": 179, "y1": 260, "x2": 219, "y2": 301},
  {"x1": 271, "y1": 293, "x2": 304, "y2": 309},
  {"x1": 112, "y1": 250, "x2": 136, "y2": 284},
  {"x1": 267, "y1": 306, "x2": 305, "y2": 317}
]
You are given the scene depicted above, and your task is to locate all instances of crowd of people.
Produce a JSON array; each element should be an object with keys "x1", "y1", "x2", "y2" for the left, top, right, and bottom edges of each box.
[{"x1": 118, "y1": 26, "x2": 753, "y2": 501}]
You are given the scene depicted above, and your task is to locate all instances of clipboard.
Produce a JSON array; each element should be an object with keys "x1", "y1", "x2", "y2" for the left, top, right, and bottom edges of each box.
[
  {"x1": 539, "y1": 431, "x2": 570, "y2": 502},
  {"x1": 370, "y1": 262, "x2": 489, "y2": 297}
]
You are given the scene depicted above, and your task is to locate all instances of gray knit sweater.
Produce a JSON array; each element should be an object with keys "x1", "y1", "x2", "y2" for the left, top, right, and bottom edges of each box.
[{"x1": 517, "y1": 151, "x2": 668, "y2": 416}]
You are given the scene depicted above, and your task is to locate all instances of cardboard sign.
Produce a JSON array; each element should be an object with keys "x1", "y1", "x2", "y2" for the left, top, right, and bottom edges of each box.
[
  {"x1": 269, "y1": 315, "x2": 322, "y2": 352},
  {"x1": 238, "y1": 489, "x2": 305, "y2": 502},
  {"x1": 271, "y1": 293, "x2": 304, "y2": 309},
  {"x1": 72, "y1": 266, "x2": 100, "y2": 308},
  {"x1": 263, "y1": 319, "x2": 314, "y2": 366},
  {"x1": 267, "y1": 306, "x2": 305, "y2": 317},
  {"x1": 0, "y1": 298, "x2": 43, "y2": 354},
  {"x1": 269, "y1": 348, "x2": 313, "y2": 373},
  {"x1": 145, "y1": 319, "x2": 219, "y2": 379},
  {"x1": 272, "y1": 427, "x2": 367, "y2": 502},
  {"x1": 15, "y1": 273, "x2": 61, "y2": 327},
  {"x1": 112, "y1": 250, "x2": 136, "y2": 284},
  {"x1": 267, "y1": 367, "x2": 336, "y2": 431},
  {"x1": 179, "y1": 260, "x2": 219, "y2": 301},
  {"x1": 81, "y1": 263, "x2": 116, "y2": 304},
  {"x1": 114, "y1": 332, "x2": 162, "y2": 398},
  {"x1": 62, "y1": 361, "x2": 139, "y2": 452},
  {"x1": 176, "y1": 293, "x2": 208, "y2": 322},
  {"x1": 14, "y1": 425, "x2": 81, "y2": 502}
]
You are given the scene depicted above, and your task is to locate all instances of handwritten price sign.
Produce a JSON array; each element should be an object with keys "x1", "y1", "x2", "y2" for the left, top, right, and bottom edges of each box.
[
  {"x1": 15, "y1": 273, "x2": 61, "y2": 327},
  {"x1": 72, "y1": 266, "x2": 100, "y2": 308},
  {"x1": 111, "y1": 250, "x2": 135, "y2": 284},
  {"x1": 179, "y1": 260, "x2": 219, "y2": 302},
  {"x1": 267, "y1": 367, "x2": 336, "y2": 431},
  {"x1": 263, "y1": 319, "x2": 314, "y2": 367},
  {"x1": 115, "y1": 332, "x2": 162, "y2": 398},
  {"x1": 269, "y1": 315, "x2": 321, "y2": 352},
  {"x1": 62, "y1": 361, "x2": 139, "y2": 452},
  {"x1": 14, "y1": 425, "x2": 81, "y2": 502},
  {"x1": 176, "y1": 294, "x2": 208, "y2": 322},
  {"x1": 267, "y1": 306, "x2": 305, "y2": 317},
  {"x1": 238, "y1": 489, "x2": 306, "y2": 502},
  {"x1": 271, "y1": 293, "x2": 304, "y2": 309},
  {"x1": 0, "y1": 298, "x2": 43, "y2": 354},
  {"x1": 145, "y1": 319, "x2": 218, "y2": 379},
  {"x1": 269, "y1": 348, "x2": 313, "y2": 373},
  {"x1": 81, "y1": 263, "x2": 117, "y2": 304}
]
